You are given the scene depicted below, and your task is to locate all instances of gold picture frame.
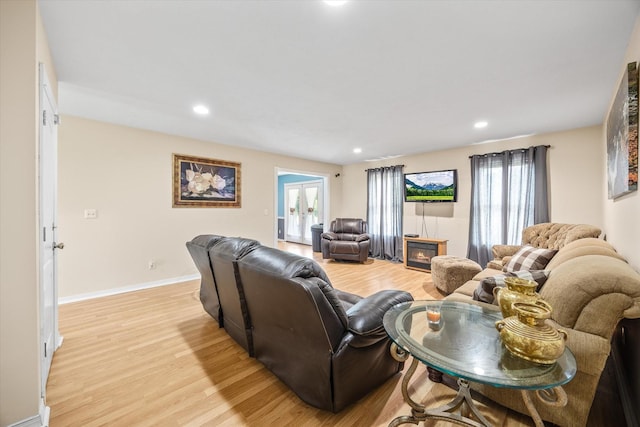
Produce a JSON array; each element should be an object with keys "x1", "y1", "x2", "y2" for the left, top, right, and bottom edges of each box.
[{"x1": 172, "y1": 154, "x2": 241, "y2": 208}]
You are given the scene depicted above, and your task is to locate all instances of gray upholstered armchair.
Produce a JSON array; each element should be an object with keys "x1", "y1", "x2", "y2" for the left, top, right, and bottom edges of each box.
[{"x1": 321, "y1": 218, "x2": 370, "y2": 263}]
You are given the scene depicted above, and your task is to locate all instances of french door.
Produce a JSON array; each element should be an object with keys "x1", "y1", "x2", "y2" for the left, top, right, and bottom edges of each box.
[{"x1": 285, "y1": 180, "x2": 323, "y2": 245}]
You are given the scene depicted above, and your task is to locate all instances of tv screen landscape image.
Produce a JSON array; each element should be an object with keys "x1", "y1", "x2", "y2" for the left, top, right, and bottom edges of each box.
[{"x1": 404, "y1": 169, "x2": 458, "y2": 202}]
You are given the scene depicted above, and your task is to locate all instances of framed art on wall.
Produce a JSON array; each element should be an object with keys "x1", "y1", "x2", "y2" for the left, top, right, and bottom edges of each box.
[
  {"x1": 606, "y1": 61, "x2": 639, "y2": 199},
  {"x1": 173, "y1": 154, "x2": 241, "y2": 208}
]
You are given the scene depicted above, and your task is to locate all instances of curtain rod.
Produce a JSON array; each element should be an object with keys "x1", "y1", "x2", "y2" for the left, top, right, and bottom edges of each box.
[
  {"x1": 468, "y1": 145, "x2": 551, "y2": 159},
  {"x1": 364, "y1": 164, "x2": 405, "y2": 172}
]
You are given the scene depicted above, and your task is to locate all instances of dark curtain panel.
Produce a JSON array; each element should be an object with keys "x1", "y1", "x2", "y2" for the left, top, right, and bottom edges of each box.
[
  {"x1": 367, "y1": 165, "x2": 404, "y2": 262},
  {"x1": 533, "y1": 146, "x2": 549, "y2": 224},
  {"x1": 467, "y1": 145, "x2": 549, "y2": 266}
]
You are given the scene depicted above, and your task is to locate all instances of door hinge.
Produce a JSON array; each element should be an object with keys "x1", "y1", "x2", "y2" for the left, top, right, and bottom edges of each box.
[
  {"x1": 44, "y1": 342, "x2": 47, "y2": 358},
  {"x1": 43, "y1": 227, "x2": 46, "y2": 242},
  {"x1": 43, "y1": 110, "x2": 47, "y2": 126},
  {"x1": 54, "y1": 114, "x2": 60, "y2": 125}
]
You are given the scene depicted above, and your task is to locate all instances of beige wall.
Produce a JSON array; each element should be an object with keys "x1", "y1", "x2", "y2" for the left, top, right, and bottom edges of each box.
[
  {"x1": 0, "y1": 1, "x2": 58, "y2": 425},
  {"x1": 341, "y1": 126, "x2": 605, "y2": 258},
  {"x1": 58, "y1": 121, "x2": 608, "y2": 298},
  {"x1": 57, "y1": 116, "x2": 342, "y2": 298},
  {"x1": 603, "y1": 13, "x2": 640, "y2": 271}
]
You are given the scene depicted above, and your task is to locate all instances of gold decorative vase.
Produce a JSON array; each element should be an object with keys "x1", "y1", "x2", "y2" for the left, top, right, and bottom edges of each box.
[
  {"x1": 493, "y1": 277, "x2": 540, "y2": 318},
  {"x1": 495, "y1": 301, "x2": 567, "y2": 365}
]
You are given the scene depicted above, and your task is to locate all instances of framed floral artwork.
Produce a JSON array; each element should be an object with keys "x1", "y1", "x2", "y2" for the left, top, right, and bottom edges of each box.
[{"x1": 173, "y1": 154, "x2": 241, "y2": 208}]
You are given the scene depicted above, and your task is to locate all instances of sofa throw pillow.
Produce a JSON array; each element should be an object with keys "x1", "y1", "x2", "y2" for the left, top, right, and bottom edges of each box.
[
  {"x1": 472, "y1": 270, "x2": 551, "y2": 304},
  {"x1": 503, "y1": 246, "x2": 557, "y2": 273}
]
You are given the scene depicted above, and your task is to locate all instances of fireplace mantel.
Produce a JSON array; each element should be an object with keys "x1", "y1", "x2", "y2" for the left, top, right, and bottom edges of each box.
[{"x1": 403, "y1": 237, "x2": 448, "y2": 272}]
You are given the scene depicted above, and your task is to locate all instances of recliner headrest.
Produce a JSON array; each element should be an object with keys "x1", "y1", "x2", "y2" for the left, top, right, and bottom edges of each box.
[
  {"x1": 331, "y1": 218, "x2": 367, "y2": 234},
  {"x1": 186, "y1": 234, "x2": 226, "y2": 250},
  {"x1": 239, "y1": 246, "x2": 331, "y2": 283},
  {"x1": 209, "y1": 236, "x2": 261, "y2": 260}
]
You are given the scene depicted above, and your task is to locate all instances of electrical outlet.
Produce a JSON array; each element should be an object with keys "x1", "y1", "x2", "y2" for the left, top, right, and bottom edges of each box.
[
  {"x1": 84, "y1": 209, "x2": 97, "y2": 219},
  {"x1": 148, "y1": 260, "x2": 156, "y2": 270}
]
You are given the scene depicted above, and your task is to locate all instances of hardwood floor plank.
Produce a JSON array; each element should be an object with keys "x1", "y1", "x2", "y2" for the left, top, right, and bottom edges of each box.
[{"x1": 47, "y1": 242, "x2": 536, "y2": 426}]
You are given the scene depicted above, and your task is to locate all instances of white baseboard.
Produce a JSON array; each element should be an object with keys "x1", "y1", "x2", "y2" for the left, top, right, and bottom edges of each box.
[
  {"x1": 7, "y1": 399, "x2": 49, "y2": 427},
  {"x1": 58, "y1": 274, "x2": 199, "y2": 305},
  {"x1": 8, "y1": 406, "x2": 48, "y2": 427},
  {"x1": 8, "y1": 416, "x2": 40, "y2": 427}
]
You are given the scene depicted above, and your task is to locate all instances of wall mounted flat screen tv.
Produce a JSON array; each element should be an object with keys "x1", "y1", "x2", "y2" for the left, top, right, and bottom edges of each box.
[{"x1": 404, "y1": 169, "x2": 458, "y2": 202}]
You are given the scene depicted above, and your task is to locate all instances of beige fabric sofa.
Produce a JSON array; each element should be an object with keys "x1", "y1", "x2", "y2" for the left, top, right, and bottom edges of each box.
[
  {"x1": 446, "y1": 237, "x2": 640, "y2": 426},
  {"x1": 487, "y1": 222, "x2": 602, "y2": 270}
]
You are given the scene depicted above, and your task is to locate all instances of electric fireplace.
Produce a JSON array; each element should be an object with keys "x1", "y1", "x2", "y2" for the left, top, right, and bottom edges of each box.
[{"x1": 403, "y1": 237, "x2": 448, "y2": 272}]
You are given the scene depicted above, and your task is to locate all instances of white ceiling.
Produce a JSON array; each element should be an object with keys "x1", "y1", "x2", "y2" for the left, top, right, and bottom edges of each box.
[{"x1": 39, "y1": 0, "x2": 640, "y2": 165}]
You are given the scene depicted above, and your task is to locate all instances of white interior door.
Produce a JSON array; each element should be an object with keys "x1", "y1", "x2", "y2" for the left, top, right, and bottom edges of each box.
[
  {"x1": 39, "y1": 63, "x2": 61, "y2": 397},
  {"x1": 284, "y1": 180, "x2": 323, "y2": 244}
]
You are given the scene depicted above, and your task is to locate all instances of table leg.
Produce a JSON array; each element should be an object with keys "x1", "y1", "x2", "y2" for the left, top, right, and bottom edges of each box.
[
  {"x1": 388, "y1": 347, "x2": 492, "y2": 427},
  {"x1": 389, "y1": 357, "x2": 423, "y2": 427},
  {"x1": 521, "y1": 386, "x2": 568, "y2": 427}
]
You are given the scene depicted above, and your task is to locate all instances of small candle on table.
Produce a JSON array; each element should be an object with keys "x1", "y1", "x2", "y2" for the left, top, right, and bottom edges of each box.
[{"x1": 427, "y1": 308, "x2": 441, "y2": 322}]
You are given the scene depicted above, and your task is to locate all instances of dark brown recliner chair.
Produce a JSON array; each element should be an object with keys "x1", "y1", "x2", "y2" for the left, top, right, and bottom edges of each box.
[
  {"x1": 235, "y1": 245, "x2": 413, "y2": 412},
  {"x1": 321, "y1": 218, "x2": 370, "y2": 263},
  {"x1": 185, "y1": 235, "x2": 226, "y2": 326}
]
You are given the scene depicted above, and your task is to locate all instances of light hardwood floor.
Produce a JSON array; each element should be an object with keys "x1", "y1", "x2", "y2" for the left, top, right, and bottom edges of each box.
[{"x1": 47, "y1": 242, "x2": 535, "y2": 426}]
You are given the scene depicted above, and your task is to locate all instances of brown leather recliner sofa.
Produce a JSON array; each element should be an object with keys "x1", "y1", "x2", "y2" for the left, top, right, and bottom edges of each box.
[
  {"x1": 321, "y1": 218, "x2": 370, "y2": 262},
  {"x1": 186, "y1": 234, "x2": 413, "y2": 412}
]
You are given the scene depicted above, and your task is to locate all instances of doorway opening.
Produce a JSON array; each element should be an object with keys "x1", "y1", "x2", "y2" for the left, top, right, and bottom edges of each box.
[
  {"x1": 275, "y1": 168, "x2": 329, "y2": 247},
  {"x1": 284, "y1": 179, "x2": 322, "y2": 244}
]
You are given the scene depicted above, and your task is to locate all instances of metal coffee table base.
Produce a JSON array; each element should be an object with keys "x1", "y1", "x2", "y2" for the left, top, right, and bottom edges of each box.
[
  {"x1": 390, "y1": 345, "x2": 491, "y2": 427},
  {"x1": 389, "y1": 343, "x2": 569, "y2": 427}
]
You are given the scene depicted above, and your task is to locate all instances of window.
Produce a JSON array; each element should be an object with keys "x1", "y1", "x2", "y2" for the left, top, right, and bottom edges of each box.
[
  {"x1": 366, "y1": 165, "x2": 404, "y2": 261},
  {"x1": 467, "y1": 146, "x2": 549, "y2": 266}
]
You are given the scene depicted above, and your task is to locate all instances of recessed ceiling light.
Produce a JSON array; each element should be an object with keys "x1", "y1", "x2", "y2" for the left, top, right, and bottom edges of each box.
[
  {"x1": 353, "y1": 148, "x2": 362, "y2": 154},
  {"x1": 474, "y1": 121, "x2": 488, "y2": 129},
  {"x1": 193, "y1": 105, "x2": 210, "y2": 115},
  {"x1": 324, "y1": 0, "x2": 348, "y2": 7}
]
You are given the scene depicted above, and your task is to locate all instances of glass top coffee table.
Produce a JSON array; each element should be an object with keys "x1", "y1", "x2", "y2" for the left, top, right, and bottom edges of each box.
[{"x1": 383, "y1": 300, "x2": 577, "y2": 427}]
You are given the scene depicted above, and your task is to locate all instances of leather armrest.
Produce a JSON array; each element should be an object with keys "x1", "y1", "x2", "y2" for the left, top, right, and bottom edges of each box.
[
  {"x1": 334, "y1": 289, "x2": 362, "y2": 306},
  {"x1": 321, "y1": 232, "x2": 338, "y2": 240},
  {"x1": 355, "y1": 234, "x2": 370, "y2": 243},
  {"x1": 347, "y1": 290, "x2": 413, "y2": 336}
]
